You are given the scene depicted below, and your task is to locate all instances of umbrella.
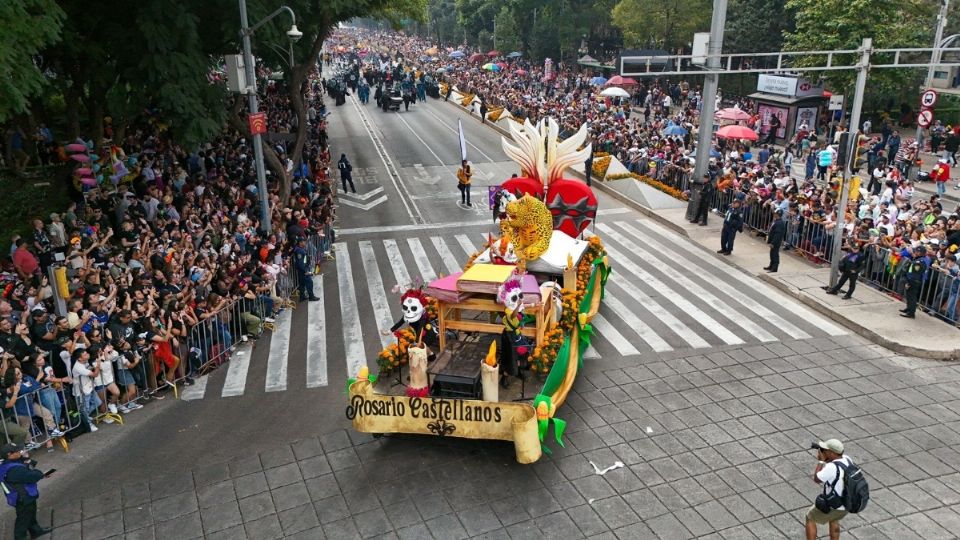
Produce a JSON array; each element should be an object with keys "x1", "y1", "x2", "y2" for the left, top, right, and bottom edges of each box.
[
  {"x1": 70, "y1": 154, "x2": 91, "y2": 163},
  {"x1": 589, "y1": 76, "x2": 608, "y2": 85},
  {"x1": 663, "y1": 124, "x2": 688, "y2": 136},
  {"x1": 468, "y1": 53, "x2": 486, "y2": 63},
  {"x1": 482, "y1": 63, "x2": 502, "y2": 72},
  {"x1": 496, "y1": 62, "x2": 506, "y2": 68},
  {"x1": 715, "y1": 108, "x2": 751, "y2": 121},
  {"x1": 487, "y1": 50, "x2": 500, "y2": 57},
  {"x1": 419, "y1": 55, "x2": 430, "y2": 62},
  {"x1": 449, "y1": 50, "x2": 466, "y2": 58},
  {"x1": 716, "y1": 125, "x2": 759, "y2": 141},
  {"x1": 600, "y1": 87, "x2": 630, "y2": 98},
  {"x1": 65, "y1": 143, "x2": 87, "y2": 153},
  {"x1": 515, "y1": 69, "x2": 528, "y2": 76},
  {"x1": 425, "y1": 47, "x2": 438, "y2": 55},
  {"x1": 74, "y1": 167, "x2": 92, "y2": 176},
  {"x1": 606, "y1": 75, "x2": 638, "y2": 86},
  {"x1": 507, "y1": 51, "x2": 522, "y2": 58}
]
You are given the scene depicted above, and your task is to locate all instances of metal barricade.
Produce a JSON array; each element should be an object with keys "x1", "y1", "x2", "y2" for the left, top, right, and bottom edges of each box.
[
  {"x1": 2, "y1": 385, "x2": 77, "y2": 451},
  {"x1": 860, "y1": 245, "x2": 960, "y2": 325}
]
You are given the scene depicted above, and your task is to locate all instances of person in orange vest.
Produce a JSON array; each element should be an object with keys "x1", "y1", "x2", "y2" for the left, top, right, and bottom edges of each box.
[{"x1": 931, "y1": 157, "x2": 950, "y2": 196}]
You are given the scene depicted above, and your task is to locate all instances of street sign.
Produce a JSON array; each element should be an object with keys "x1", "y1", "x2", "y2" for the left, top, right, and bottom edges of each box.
[
  {"x1": 248, "y1": 112, "x2": 267, "y2": 135},
  {"x1": 917, "y1": 109, "x2": 934, "y2": 128},
  {"x1": 921, "y1": 89, "x2": 938, "y2": 109},
  {"x1": 488, "y1": 185, "x2": 501, "y2": 208},
  {"x1": 828, "y1": 94, "x2": 844, "y2": 110}
]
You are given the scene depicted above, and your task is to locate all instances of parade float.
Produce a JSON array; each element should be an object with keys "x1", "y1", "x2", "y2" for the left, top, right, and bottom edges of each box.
[{"x1": 346, "y1": 118, "x2": 610, "y2": 463}]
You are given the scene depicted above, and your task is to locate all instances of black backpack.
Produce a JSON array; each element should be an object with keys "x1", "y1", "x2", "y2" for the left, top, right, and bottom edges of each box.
[{"x1": 834, "y1": 460, "x2": 870, "y2": 513}]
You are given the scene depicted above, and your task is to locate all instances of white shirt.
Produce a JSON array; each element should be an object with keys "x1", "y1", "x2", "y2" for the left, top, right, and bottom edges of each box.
[
  {"x1": 72, "y1": 360, "x2": 96, "y2": 397},
  {"x1": 95, "y1": 353, "x2": 117, "y2": 386},
  {"x1": 817, "y1": 456, "x2": 854, "y2": 510}
]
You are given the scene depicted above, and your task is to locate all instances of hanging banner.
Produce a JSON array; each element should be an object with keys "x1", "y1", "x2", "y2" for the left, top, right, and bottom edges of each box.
[{"x1": 458, "y1": 119, "x2": 468, "y2": 162}]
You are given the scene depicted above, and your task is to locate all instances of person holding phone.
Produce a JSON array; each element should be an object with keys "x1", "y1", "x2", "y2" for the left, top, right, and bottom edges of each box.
[{"x1": 0, "y1": 443, "x2": 53, "y2": 539}]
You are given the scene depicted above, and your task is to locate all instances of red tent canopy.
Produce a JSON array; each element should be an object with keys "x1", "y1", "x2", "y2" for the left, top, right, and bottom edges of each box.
[
  {"x1": 606, "y1": 75, "x2": 638, "y2": 86},
  {"x1": 716, "y1": 125, "x2": 758, "y2": 141}
]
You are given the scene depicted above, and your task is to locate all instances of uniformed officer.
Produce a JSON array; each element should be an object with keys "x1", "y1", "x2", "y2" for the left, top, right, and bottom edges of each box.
[
  {"x1": 690, "y1": 173, "x2": 714, "y2": 226},
  {"x1": 764, "y1": 208, "x2": 787, "y2": 272},
  {"x1": 0, "y1": 443, "x2": 52, "y2": 539},
  {"x1": 293, "y1": 237, "x2": 320, "y2": 302},
  {"x1": 825, "y1": 242, "x2": 865, "y2": 299},
  {"x1": 901, "y1": 245, "x2": 928, "y2": 318},
  {"x1": 718, "y1": 196, "x2": 744, "y2": 255}
]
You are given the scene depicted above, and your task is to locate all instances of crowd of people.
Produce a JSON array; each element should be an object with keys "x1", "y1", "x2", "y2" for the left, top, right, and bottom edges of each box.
[{"x1": 0, "y1": 64, "x2": 338, "y2": 451}]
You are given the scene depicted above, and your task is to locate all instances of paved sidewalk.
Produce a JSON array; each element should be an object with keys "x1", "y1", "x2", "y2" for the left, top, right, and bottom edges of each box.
[{"x1": 592, "y1": 193, "x2": 960, "y2": 361}]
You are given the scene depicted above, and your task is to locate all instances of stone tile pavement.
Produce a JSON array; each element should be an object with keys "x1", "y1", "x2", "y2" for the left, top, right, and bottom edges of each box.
[{"x1": 30, "y1": 335, "x2": 960, "y2": 539}]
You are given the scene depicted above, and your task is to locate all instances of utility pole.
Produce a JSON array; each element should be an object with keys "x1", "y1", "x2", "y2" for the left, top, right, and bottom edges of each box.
[
  {"x1": 916, "y1": 0, "x2": 951, "y2": 148},
  {"x1": 829, "y1": 38, "x2": 872, "y2": 288},
  {"x1": 692, "y1": 0, "x2": 728, "y2": 184},
  {"x1": 239, "y1": 0, "x2": 272, "y2": 234}
]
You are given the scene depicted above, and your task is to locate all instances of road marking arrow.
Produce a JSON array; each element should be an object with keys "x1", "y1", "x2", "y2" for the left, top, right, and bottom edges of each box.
[
  {"x1": 340, "y1": 186, "x2": 385, "y2": 202},
  {"x1": 340, "y1": 194, "x2": 388, "y2": 210}
]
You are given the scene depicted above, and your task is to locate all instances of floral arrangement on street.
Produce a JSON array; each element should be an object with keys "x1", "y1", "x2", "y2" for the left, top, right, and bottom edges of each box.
[
  {"x1": 487, "y1": 107, "x2": 504, "y2": 122},
  {"x1": 591, "y1": 156, "x2": 611, "y2": 179},
  {"x1": 605, "y1": 172, "x2": 689, "y2": 201},
  {"x1": 460, "y1": 93, "x2": 475, "y2": 107}
]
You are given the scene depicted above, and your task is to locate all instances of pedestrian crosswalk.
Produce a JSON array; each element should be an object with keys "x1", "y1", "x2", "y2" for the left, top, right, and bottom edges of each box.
[{"x1": 181, "y1": 216, "x2": 846, "y2": 401}]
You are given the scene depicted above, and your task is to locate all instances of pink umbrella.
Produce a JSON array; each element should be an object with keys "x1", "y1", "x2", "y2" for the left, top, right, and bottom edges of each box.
[
  {"x1": 70, "y1": 154, "x2": 91, "y2": 163},
  {"x1": 716, "y1": 125, "x2": 758, "y2": 141},
  {"x1": 515, "y1": 69, "x2": 528, "y2": 76},
  {"x1": 487, "y1": 50, "x2": 501, "y2": 57},
  {"x1": 715, "y1": 108, "x2": 752, "y2": 121},
  {"x1": 74, "y1": 167, "x2": 92, "y2": 176},
  {"x1": 496, "y1": 62, "x2": 506, "y2": 68},
  {"x1": 606, "y1": 75, "x2": 638, "y2": 86},
  {"x1": 80, "y1": 177, "x2": 97, "y2": 186},
  {"x1": 468, "y1": 53, "x2": 486, "y2": 63},
  {"x1": 66, "y1": 143, "x2": 88, "y2": 153}
]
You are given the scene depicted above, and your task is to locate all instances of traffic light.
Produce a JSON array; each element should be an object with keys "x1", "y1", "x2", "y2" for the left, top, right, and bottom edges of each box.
[{"x1": 852, "y1": 134, "x2": 869, "y2": 172}]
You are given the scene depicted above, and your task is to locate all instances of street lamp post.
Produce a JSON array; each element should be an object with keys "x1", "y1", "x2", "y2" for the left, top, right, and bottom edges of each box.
[
  {"x1": 915, "y1": 0, "x2": 951, "y2": 148},
  {"x1": 237, "y1": 1, "x2": 299, "y2": 235},
  {"x1": 692, "y1": 0, "x2": 728, "y2": 185}
]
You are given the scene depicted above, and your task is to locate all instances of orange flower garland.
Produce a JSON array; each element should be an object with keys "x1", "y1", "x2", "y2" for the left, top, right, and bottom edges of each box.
[
  {"x1": 605, "y1": 172, "x2": 689, "y2": 201},
  {"x1": 591, "y1": 156, "x2": 611, "y2": 179},
  {"x1": 527, "y1": 236, "x2": 606, "y2": 374}
]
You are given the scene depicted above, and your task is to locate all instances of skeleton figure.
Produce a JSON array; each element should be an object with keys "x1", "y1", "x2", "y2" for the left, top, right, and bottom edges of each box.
[
  {"x1": 389, "y1": 289, "x2": 433, "y2": 341},
  {"x1": 497, "y1": 278, "x2": 527, "y2": 384}
]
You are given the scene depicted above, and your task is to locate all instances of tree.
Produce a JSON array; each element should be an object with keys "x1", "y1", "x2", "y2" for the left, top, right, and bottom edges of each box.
[
  {"x1": 494, "y1": 6, "x2": 522, "y2": 53},
  {"x1": 784, "y1": 0, "x2": 936, "y2": 110},
  {"x1": 0, "y1": 0, "x2": 65, "y2": 122},
  {"x1": 724, "y1": 0, "x2": 794, "y2": 54},
  {"x1": 611, "y1": 0, "x2": 711, "y2": 51}
]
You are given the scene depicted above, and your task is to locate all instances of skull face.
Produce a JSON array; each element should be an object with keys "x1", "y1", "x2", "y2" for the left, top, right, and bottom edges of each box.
[
  {"x1": 504, "y1": 289, "x2": 523, "y2": 312},
  {"x1": 401, "y1": 297, "x2": 425, "y2": 323}
]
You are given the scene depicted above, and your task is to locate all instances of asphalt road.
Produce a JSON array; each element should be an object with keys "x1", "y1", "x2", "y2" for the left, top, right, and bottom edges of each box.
[{"x1": 15, "y1": 86, "x2": 960, "y2": 540}]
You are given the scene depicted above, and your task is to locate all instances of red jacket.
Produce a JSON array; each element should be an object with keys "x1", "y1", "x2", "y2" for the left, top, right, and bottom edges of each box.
[{"x1": 932, "y1": 162, "x2": 951, "y2": 182}]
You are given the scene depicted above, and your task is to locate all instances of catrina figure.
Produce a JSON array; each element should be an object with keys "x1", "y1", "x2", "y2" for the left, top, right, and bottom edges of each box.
[{"x1": 497, "y1": 277, "x2": 528, "y2": 388}]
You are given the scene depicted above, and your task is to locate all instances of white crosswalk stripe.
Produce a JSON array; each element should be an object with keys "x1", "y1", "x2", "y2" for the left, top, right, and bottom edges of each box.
[
  {"x1": 264, "y1": 310, "x2": 292, "y2": 392},
  {"x1": 598, "y1": 223, "x2": 778, "y2": 343},
  {"x1": 407, "y1": 238, "x2": 437, "y2": 282},
  {"x1": 337, "y1": 245, "x2": 367, "y2": 376},
  {"x1": 360, "y1": 241, "x2": 400, "y2": 350},
  {"x1": 631, "y1": 219, "x2": 846, "y2": 336},
  {"x1": 431, "y1": 236, "x2": 462, "y2": 275},
  {"x1": 306, "y1": 274, "x2": 327, "y2": 388},
  {"x1": 221, "y1": 343, "x2": 253, "y2": 397},
  {"x1": 182, "y1": 218, "x2": 847, "y2": 400}
]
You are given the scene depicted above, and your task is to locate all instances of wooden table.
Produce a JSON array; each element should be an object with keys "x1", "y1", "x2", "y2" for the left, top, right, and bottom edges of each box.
[{"x1": 437, "y1": 294, "x2": 545, "y2": 350}]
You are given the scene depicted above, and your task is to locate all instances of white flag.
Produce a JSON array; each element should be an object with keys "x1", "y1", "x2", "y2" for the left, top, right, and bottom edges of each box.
[{"x1": 458, "y1": 119, "x2": 468, "y2": 162}]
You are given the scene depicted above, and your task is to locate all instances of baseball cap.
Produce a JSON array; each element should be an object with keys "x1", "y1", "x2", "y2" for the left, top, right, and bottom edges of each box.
[
  {"x1": 1, "y1": 442, "x2": 22, "y2": 455},
  {"x1": 815, "y1": 439, "x2": 844, "y2": 454},
  {"x1": 31, "y1": 304, "x2": 46, "y2": 313}
]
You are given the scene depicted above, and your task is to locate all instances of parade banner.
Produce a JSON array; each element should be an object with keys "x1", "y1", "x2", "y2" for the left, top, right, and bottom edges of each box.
[{"x1": 347, "y1": 379, "x2": 541, "y2": 463}]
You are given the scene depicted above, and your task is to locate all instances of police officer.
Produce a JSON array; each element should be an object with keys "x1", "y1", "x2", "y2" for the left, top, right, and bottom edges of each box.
[
  {"x1": 293, "y1": 237, "x2": 320, "y2": 302},
  {"x1": 901, "y1": 245, "x2": 928, "y2": 318},
  {"x1": 0, "y1": 443, "x2": 52, "y2": 539},
  {"x1": 718, "y1": 196, "x2": 744, "y2": 255},
  {"x1": 337, "y1": 154, "x2": 356, "y2": 194},
  {"x1": 825, "y1": 241, "x2": 864, "y2": 299},
  {"x1": 765, "y1": 208, "x2": 787, "y2": 272}
]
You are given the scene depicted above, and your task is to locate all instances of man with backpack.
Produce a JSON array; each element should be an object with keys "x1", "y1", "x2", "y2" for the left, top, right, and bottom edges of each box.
[
  {"x1": 0, "y1": 443, "x2": 53, "y2": 539},
  {"x1": 337, "y1": 153, "x2": 356, "y2": 194},
  {"x1": 806, "y1": 438, "x2": 869, "y2": 540}
]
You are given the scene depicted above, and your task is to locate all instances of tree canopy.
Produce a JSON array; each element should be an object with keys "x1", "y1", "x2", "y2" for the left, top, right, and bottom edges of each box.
[{"x1": 0, "y1": 0, "x2": 65, "y2": 122}]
